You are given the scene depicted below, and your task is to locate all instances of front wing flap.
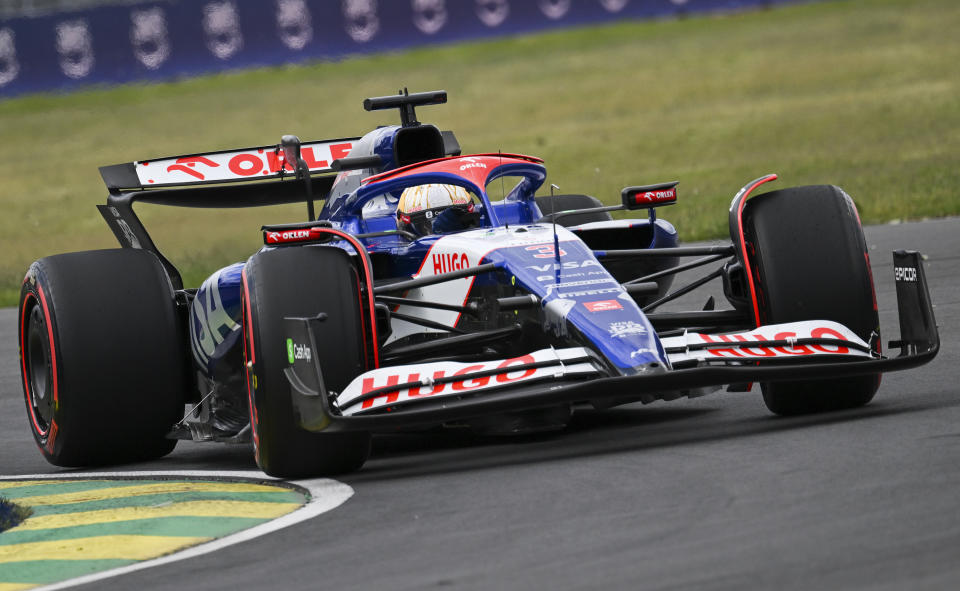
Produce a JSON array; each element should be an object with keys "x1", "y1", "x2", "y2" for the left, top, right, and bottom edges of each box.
[{"x1": 281, "y1": 250, "x2": 938, "y2": 432}]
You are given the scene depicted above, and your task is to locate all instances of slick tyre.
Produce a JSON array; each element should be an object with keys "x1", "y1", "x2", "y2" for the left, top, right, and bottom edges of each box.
[
  {"x1": 18, "y1": 249, "x2": 186, "y2": 466},
  {"x1": 535, "y1": 194, "x2": 612, "y2": 226},
  {"x1": 243, "y1": 246, "x2": 371, "y2": 478},
  {"x1": 742, "y1": 185, "x2": 881, "y2": 415}
]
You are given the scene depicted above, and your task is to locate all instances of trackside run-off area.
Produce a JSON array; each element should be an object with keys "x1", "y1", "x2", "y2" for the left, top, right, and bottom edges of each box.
[
  {"x1": 0, "y1": 476, "x2": 316, "y2": 590},
  {"x1": 0, "y1": 0, "x2": 957, "y2": 306}
]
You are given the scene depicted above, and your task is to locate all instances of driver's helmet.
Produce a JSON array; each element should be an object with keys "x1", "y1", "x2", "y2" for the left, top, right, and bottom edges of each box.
[{"x1": 396, "y1": 184, "x2": 472, "y2": 236}]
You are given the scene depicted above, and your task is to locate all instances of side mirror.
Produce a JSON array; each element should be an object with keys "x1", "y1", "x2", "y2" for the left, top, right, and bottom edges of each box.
[
  {"x1": 280, "y1": 134, "x2": 315, "y2": 220},
  {"x1": 621, "y1": 181, "x2": 679, "y2": 210},
  {"x1": 280, "y1": 135, "x2": 302, "y2": 176}
]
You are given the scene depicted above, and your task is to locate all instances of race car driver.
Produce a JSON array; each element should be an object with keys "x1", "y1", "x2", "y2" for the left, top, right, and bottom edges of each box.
[{"x1": 395, "y1": 183, "x2": 480, "y2": 236}]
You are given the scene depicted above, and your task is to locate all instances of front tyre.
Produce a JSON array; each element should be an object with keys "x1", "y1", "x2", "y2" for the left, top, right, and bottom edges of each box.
[
  {"x1": 743, "y1": 185, "x2": 881, "y2": 415},
  {"x1": 18, "y1": 249, "x2": 186, "y2": 466},
  {"x1": 243, "y1": 246, "x2": 371, "y2": 478}
]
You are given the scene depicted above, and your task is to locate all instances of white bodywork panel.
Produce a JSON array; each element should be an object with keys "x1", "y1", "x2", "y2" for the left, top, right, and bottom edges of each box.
[{"x1": 337, "y1": 346, "x2": 598, "y2": 416}]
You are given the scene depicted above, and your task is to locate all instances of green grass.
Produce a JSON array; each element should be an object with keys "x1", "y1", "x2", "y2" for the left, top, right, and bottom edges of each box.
[
  {"x1": 0, "y1": 0, "x2": 957, "y2": 305},
  {"x1": 0, "y1": 497, "x2": 31, "y2": 532}
]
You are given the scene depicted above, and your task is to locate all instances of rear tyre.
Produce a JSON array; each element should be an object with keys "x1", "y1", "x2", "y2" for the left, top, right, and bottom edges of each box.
[
  {"x1": 18, "y1": 249, "x2": 186, "y2": 466},
  {"x1": 535, "y1": 194, "x2": 612, "y2": 227},
  {"x1": 743, "y1": 185, "x2": 880, "y2": 415},
  {"x1": 243, "y1": 246, "x2": 371, "y2": 478}
]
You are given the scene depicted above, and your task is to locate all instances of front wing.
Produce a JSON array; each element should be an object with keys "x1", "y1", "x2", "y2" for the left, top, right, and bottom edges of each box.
[{"x1": 280, "y1": 250, "x2": 938, "y2": 432}]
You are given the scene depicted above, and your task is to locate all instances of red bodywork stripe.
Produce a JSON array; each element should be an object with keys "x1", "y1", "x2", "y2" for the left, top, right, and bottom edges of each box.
[
  {"x1": 410, "y1": 237, "x2": 514, "y2": 328},
  {"x1": 362, "y1": 153, "x2": 544, "y2": 186},
  {"x1": 409, "y1": 239, "x2": 474, "y2": 327}
]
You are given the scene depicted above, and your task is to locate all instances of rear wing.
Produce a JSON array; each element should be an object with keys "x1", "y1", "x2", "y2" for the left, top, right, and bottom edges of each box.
[
  {"x1": 99, "y1": 137, "x2": 359, "y2": 191},
  {"x1": 94, "y1": 89, "x2": 460, "y2": 291},
  {"x1": 97, "y1": 136, "x2": 360, "y2": 291}
]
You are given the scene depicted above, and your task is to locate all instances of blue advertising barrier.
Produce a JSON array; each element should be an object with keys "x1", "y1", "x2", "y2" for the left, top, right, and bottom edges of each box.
[{"x1": 0, "y1": 0, "x2": 802, "y2": 98}]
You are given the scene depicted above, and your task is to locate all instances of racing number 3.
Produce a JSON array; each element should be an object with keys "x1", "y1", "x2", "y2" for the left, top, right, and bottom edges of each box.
[{"x1": 526, "y1": 244, "x2": 566, "y2": 259}]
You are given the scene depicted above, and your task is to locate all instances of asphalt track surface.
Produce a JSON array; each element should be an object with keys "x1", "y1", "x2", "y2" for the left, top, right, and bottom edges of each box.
[{"x1": 1, "y1": 218, "x2": 958, "y2": 590}]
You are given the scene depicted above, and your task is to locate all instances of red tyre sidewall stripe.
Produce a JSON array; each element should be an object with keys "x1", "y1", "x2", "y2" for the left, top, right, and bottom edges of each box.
[
  {"x1": 37, "y1": 285, "x2": 59, "y2": 407},
  {"x1": 240, "y1": 267, "x2": 260, "y2": 452},
  {"x1": 734, "y1": 175, "x2": 778, "y2": 327},
  {"x1": 847, "y1": 194, "x2": 883, "y2": 388},
  {"x1": 310, "y1": 229, "x2": 380, "y2": 367},
  {"x1": 37, "y1": 283, "x2": 60, "y2": 408},
  {"x1": 19, "y1": 291, "x2": 48, "y2": 438},
  {"x1": 241, "y1": 267, "x2": 256, "y2": 366},
  {"x1": 20, "y1": 282, "x2": 60, "y2": 450},
  {"x1": 353, "y1": 270, "x2": 370, "y2": 368},
  {"x1": 847, "y1": 196, "x2": 880, "y2": 318}
]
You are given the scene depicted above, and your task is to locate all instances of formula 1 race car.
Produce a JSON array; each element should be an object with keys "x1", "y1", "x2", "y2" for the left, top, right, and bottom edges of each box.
[{"x1": 18, "y1": 90, "x2": 939, "y2": 477}]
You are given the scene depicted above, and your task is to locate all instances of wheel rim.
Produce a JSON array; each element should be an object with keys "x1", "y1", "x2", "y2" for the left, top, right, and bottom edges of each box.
[{"x1": 25, "y1": 302, "x2": 53, "y2": 433}]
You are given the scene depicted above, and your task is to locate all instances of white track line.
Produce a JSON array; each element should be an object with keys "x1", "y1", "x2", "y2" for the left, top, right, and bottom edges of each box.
[{"x1": 0, "y1": 470, "x2": 354, "y2": 591}]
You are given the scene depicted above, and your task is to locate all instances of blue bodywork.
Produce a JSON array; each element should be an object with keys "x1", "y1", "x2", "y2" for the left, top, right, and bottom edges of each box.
[{"x1": 190, "y1": 124, "x2": 678, "y2": 382}]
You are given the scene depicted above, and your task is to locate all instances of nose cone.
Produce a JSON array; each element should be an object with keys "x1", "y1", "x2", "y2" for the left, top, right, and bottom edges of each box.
[{"x1": 486, "y1": 225, "x2": 667, "y2": 375}]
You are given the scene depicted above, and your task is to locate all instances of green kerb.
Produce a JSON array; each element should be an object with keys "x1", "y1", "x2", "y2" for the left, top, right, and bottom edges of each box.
[
  {"x1": 0, "y1": 515, "x2": 267, "y2": 546},
  {"x1": 0, "y1": 559, "x2": 135, "y2": 585}
]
